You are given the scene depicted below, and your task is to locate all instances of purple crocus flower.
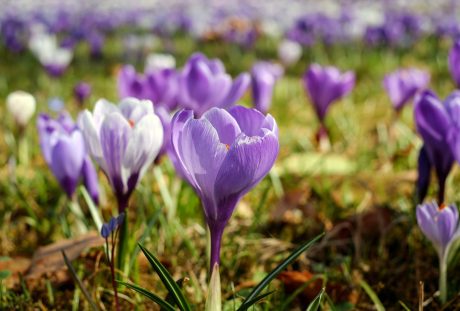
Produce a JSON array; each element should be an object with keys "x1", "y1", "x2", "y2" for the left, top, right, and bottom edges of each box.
[
  {"x1": 73, "y1": 82, "x2": 92, "y2": 105},
  {"x1": 417, "y1": 202, "x2": 459, "y2": 258},
  {"x1": 178, "y1": 53, "x2": 250, "y2": 116},
  {"x1": 37, "y1": 112, "x2": 99, "y2": 204},
  {"x1": 448, "y1": 40, "x2": 460, "y2": 88},
  {"x1": 145, "y1": 68, "x2": 179, "y2": 111},
  {"x1": 303, "y1": 63, "x2": 355, "y2": 123},
  {"x1": 383, "y1": 68, "x2": 430, "y2": 111},
  {"x1": 117, "y1": 65, "x2": 147, "y2": 100},
  {"x1": 414, "y1": 91, "x2": 458, "y2": 203},
  {"x1": 79, "y1": 98, "x2": 163, "y2": 212},
  {"x1": 416, "y1": 201, "x2": 459, "y2": 303},
  {"x1": 250, "y1": 61, "x2": 284, "y2": 114},
  {"x1": 171, "y1": 106, "x2": 279, "y2": 269}
]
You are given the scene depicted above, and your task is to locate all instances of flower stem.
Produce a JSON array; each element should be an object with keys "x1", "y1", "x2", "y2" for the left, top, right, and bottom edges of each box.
[
  {"x1": 110, "y1": 232, "x2": 120, "y2": 311},
  {"x1": 117, "y1": 209, "x2": 129, "y2": 274},
  {"x1": 68, "y1": 198, "x2": 87, "y2": 234},
  {"x1": 209, "y1": 224, "x2": 224, "y2": 273},
  {"x1": 439, "y1": 254, "x2": 447, "y2": 304}
]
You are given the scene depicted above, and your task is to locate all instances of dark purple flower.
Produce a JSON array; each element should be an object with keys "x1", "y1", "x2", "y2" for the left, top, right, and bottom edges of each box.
[
  {"x1": 101, "y1": 223, "x2": 110, "y2": 238},
  {"x1": 37, "y1": 112, "x2": 99, "y2": 203},
  {"x1": 178, "y1": 53, "x2": 250, "y2": 116},
  {"x1": 74, "y1": 82, "x2": 92, "y2": 105},
  {"x1": 171, "y1": 106, "x2": 279, "y2": 269},
  {"x1": 414, "y1": 91, "x2": 457, "y2": 203},
  {"x1": 250, "y1": 61, "x2": 284, "y2": 114},
  {"x1": 383, "y1": 68, "x2": 430, "y2": 111},
  {"x1": 416, "y1": 146, "x2": 431, "y2": 204},
  {"x1": 303, "y1": 63, "x2": 355, "y2": 123},
  {"x1": 449, "y1": 40, "x2": 460, "y2": 88}
]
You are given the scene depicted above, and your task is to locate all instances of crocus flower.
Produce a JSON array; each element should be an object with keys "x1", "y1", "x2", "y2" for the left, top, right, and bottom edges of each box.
[
  {"x1": 250, "y1": 61, "x2": 284, "y2": 114},
  {"x1": 79, "y1": 98, "x2": 163, "y2": 211},
  {"x1": 303, "y1": 64, "x2": 355, "y2": 124},
  {"x1": 117, "y1": 65, "x2": 147, "y2": 100},
  {"x1": 74, "y1": 82, "x2": 92, "y2": 105},
  {"x1": 145, "y1": 68, "x2": 179, "y2": 111},
  {"x1": 37, "y1": 112, "x2": 99, "y2": 203},
  {"x1": 178, "y1": 53, "x2": 250, "y2": 116},
  {"x1": 171, "y1": 106, "x2": 279, "y2": 269},
  {"x1": 383, "y1": 68, "x2": 430, "y2": 111},
  {"x1": 414, "y1": 91, "x2": 458, "y2": 203},
  {"x1": 416, "y1": 202, "x2": 459, "y2": 303},
  {"x1": 278, "y1": 39, "x2": 302, "y2": 66},
  {"x1": 28, "y1": 30, "x2": 73, "y2": 77},
  {"x1": 6, "y1": 91, "x2": 36, "y2": 128},
  {"x1": 117, "y1": 65, "x2": 179, "y2": 111},
  {"x1": 448, "y1": 40, "x2": 460, "y2": 88}
]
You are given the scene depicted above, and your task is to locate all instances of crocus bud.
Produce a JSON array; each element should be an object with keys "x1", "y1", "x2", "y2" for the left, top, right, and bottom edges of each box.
[
  {"x1": 383, "y1": 68, "x2": 430, "y2": 111},
  {"x1": 250, "y1": 61, "x2": 284, "y2": 114},
  {"x1": 416, "y1": 201, "x2": 460, "y2": 303},
  {"x1": 303, "y1": 64, "x2": 355, "y2": 123},
  {"x1": 414, "y1": 91, "x2": 456, "y2": 203},
  {"x1": 278, "y1": 39, "x2": 302, "y2": 66},
  {"x1": 6, "y1": 91, "x2": 36, "y2": 127},
  {"x1": 73, "y1": 82, "x2": 92, "y2": 105},
  {"x1": 79, "y1": 98, "x2": 163, "y2": 212},
  {"x1": 178, "y1": 53, "x2": 250, "y2": 116},
  {"x1": 37, "y1": 112, "x2": 99, "y2": 200},
  {"x1": 448, "y1": 40, "x2": 460, "y2": 88},
  {"x1": 171, "y1": 106, "x2": 279, "y2": 270}
]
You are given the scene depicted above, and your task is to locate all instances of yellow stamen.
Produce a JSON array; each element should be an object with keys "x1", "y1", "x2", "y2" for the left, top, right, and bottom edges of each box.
[
  {"x1": 128, "y1": 119, "x2": 135, "y2": 128},
  {"x1": 225, "y1": 144, "x2": 230, "y2": 151}
]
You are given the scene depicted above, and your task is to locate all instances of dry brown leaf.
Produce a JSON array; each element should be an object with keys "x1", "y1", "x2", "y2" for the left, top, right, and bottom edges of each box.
[{"x1": 26, "y1": 231, "x2": 104, "y2": 278}]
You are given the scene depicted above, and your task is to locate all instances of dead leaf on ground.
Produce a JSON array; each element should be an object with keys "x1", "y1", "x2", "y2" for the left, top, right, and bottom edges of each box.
[{"x1": 26, "y1": 231, "x2": 104, "y2": 279}]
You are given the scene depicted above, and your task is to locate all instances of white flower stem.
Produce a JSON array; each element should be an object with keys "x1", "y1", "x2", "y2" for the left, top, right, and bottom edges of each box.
[
  {"x1": 205, "y1": 263, "x2": 221, "y2": 311},
  {"x1": 439, "y1": 254, "x2": 447, "y2": 304},
  {"x1": 68, "y1": 198, "x2": 87, "y2": 234}
]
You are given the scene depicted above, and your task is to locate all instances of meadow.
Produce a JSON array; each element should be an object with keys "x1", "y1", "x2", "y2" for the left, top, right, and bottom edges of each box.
[{"x1": 1, "y1": 16, "x2": 460, "y2": 311}]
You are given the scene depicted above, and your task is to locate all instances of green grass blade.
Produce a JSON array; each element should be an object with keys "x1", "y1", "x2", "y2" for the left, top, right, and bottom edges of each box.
[
  {"x1": 359, "y1": 279, "x2": 385, "y2": 311},
  {"x1": 61, "y1": 251, "x2": 99, "y2": 311},
  {"x1": 237, "y1": 232, "x2": 324, "y2": 311},
  {"x1": 237, "y1": 291, "x2": 275, "y2": 311},
  {"x1": 306, "y1": 287, "x2": 325, "y2": 311},
  {"x1": 80, "y1": 186, "x2": 103, "y2": 231},
  {"x1": 138, "y1": 243, "x2": 191, "y2": 311},
  {"x1": 117, "y1": 281, "x2": 175, "y2": 311}
]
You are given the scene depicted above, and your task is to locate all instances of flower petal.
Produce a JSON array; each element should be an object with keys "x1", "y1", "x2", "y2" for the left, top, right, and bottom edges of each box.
[
  {"x1": 213, "y1": 132, "x2": 279, "y2": 222},
  {"x1": 122, "y1": 114, "x2": 163, "y2": 185},
  {"x1": 202, "y1": 108, "x2": 241, "y2": 145}
]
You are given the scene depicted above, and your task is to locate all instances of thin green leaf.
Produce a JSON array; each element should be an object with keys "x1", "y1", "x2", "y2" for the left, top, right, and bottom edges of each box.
[
  {"x1": 238, "y1": 232, "x2": 324, "y2": 311},
  {"x1": 117, "y1": 281, "x2": 175, "y2": 311},
  {"x1": 359, "y1": 279, "x2": 385, "y2": 311},
  {"x1": 398, "y1": 300, "x2": 411, "y2": 311},
  {"x1": 237, "y1": 291, "x2": 275, "y2": 311},
  {"x1": 306, "y1": 287, "x2": 325, "y2": 311},
  {"x1": 61, "y1": 251, "x2": 99, "y2": 311},
  {"x1": 80, "y1": 186, "x2": 103, "y2": 231},
  {"x1": 138, "y1": 243, "x2": 191, "y2": 311}
]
